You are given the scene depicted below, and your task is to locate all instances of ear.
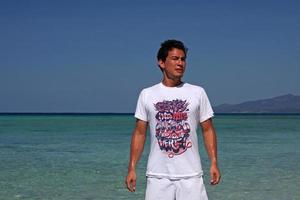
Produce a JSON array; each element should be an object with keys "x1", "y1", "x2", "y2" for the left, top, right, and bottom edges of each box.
[{"x1": 158, "y1": 60, "x2": 165, "y2": 69}]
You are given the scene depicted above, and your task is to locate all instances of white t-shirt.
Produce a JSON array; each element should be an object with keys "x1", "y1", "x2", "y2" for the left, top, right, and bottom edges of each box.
[{"x1": 135, "y1": 82, "x2": 214, "y2": 179}]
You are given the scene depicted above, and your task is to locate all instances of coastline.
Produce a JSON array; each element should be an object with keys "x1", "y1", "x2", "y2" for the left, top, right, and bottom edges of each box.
[{"x1": 0, "y1": 112, "x2": 300, "y2": 116}]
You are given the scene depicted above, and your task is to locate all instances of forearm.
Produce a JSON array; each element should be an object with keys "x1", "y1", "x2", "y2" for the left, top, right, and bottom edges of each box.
[
  {"x1": 128, "y1": 127, "x2": 147, "y2": 171},
  {"x1": 201, "y1": 119, "x2": 221, "y2": 185},
  {"x1": 201, "y1": 119, "x2": 218, "y2": 165},
  {"x1": 203, "y1": 128, "x2": 218, "y2": 164},
  {"x1": 126, "y1": 120, "x2": 147, "y2": 192}
]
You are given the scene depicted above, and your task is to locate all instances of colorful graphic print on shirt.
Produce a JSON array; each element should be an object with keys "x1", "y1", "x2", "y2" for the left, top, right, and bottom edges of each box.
[{"x1": 154, "y1": 99, "x2": 192, "y2": 158}]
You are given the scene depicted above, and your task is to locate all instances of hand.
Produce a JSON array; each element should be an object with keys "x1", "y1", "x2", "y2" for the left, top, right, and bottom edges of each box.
[
  {"x1": 210, "y1": 164, "x2": 221, "y2": 185},
  {"x1": 125, "y1": 170, "x2": 137, "y2": 192}
]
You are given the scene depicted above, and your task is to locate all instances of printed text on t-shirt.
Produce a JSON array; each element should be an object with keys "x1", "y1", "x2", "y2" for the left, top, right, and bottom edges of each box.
[{"x1": 154, "y1": 99, "x2": 192, "y2": 158}]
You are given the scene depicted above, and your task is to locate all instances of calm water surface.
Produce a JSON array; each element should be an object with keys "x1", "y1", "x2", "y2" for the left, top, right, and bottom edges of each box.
[{"x1": 0, "y1": 114, "x2": 299, "y2": 200}]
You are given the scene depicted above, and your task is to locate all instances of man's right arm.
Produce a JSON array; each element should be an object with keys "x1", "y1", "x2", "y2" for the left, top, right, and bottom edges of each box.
[{"x1": 125, "y1": 119, "x2": 148, "y2": 192}]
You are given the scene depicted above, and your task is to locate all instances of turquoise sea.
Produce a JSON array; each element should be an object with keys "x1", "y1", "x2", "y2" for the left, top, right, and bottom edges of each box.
[{"x1": 0, "y1": 114, "x2": 299, "y2": 200}]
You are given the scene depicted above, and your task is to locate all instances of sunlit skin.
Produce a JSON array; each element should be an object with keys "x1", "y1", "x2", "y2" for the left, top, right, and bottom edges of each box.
[{"x1": 158, "y1": 48, "x2": 186, "y2": 87}]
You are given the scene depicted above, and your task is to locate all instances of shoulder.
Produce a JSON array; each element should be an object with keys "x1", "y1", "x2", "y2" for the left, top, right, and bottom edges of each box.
[
  {"x1": 140, "y1": 83, "x2": 161, "y2": 94},
  {"x1": 183, "y1": 83, "x2": 206, "y2": 94}
]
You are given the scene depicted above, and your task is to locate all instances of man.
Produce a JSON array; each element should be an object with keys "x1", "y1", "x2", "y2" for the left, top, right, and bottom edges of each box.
[{"x1": 125, "y1": 39, "x2": 220, "y2": 200}]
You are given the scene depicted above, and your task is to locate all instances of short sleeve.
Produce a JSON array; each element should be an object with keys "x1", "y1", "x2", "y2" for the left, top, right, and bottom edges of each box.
[
  {"x1": 199, "y1": 88, "x2": 214, "y2": 123},
  {"x1": 134, "y1": 90, "x2": 148, "y2": 122}
]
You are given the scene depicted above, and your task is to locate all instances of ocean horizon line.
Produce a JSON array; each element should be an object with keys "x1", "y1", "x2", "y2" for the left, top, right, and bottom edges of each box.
[{"x1": 0, "y1": 112, "x2": 300, "y2": 116}]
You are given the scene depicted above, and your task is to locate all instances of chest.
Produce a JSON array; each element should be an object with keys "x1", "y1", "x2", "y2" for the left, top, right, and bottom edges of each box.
[{"x1": 145, "y1": 93, "x2": 200, "y2": 123}]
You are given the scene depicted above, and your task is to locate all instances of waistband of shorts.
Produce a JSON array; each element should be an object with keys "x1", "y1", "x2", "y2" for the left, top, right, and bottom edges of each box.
[{"x1": 146, "y1": 171, "x2": 203, "y2": 180}]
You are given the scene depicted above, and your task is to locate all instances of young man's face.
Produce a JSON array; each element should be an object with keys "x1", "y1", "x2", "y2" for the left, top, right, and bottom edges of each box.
[{"x1": 158, "y1": 48, "x2": 186, "y2": 79}]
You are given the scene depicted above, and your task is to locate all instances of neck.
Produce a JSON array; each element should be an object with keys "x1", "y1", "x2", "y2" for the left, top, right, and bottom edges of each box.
[{"x1": 162, "y1": 77, "x2": 183, "y2": 87}]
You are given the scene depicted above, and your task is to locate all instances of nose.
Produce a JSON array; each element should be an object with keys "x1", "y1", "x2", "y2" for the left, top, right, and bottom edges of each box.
[{"x1": 177, "y1": 58, "x2": 184, "y2": 66}]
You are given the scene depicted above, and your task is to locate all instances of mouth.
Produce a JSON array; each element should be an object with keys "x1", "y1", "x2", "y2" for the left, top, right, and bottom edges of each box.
[{"x1": 175, "y1": 68, "x2": 184, "y2": 73}]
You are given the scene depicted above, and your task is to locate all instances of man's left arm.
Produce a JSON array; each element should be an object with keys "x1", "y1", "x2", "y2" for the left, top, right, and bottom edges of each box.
[{"x1": 201, "y1": 118, "x2": 221, "y2": 185}]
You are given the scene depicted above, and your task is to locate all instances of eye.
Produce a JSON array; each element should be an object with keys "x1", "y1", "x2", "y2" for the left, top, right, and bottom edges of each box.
[
  {"x1": 171, "y1": 56, "x2": 179, "y2": 60},
  {"x1": 170, "y1": 56, "x2": 186, "y2": 61}
]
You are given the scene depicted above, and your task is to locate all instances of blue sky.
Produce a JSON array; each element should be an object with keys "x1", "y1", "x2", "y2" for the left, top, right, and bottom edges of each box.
[{"x1": 0, "y1": 0, "x2": 299, "y2": 112}]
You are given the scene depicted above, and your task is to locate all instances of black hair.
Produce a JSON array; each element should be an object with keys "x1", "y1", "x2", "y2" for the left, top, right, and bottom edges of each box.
[{"x1": 156, "y1": 39, "x2": 188, "y2": 62}]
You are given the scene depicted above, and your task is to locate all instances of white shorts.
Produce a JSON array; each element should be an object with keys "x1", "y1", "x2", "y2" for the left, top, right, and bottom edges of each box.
[{"x1": 145, "y1": 176, "x2": 208, "y2": 200}]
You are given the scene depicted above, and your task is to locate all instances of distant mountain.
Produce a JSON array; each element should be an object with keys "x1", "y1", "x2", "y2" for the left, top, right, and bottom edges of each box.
[{"x1": 213, "y1": 94, "x2": 300, "y2": 113}]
